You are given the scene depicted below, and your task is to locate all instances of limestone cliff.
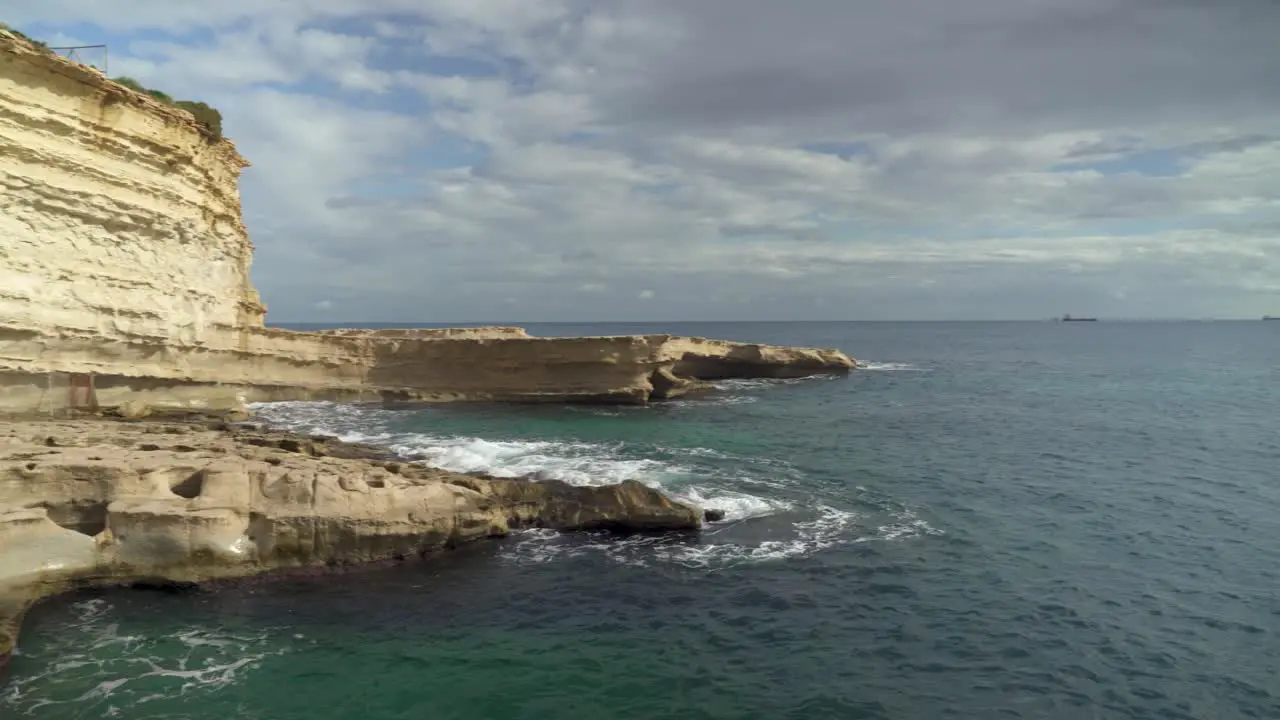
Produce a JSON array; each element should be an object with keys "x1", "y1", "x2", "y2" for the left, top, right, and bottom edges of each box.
[
  {"x1": 0, "y1": 29, "x2": 265, "y2": 344},
  {"x1": 0, "y1": 29, "x2": 854, "y2": 413}
]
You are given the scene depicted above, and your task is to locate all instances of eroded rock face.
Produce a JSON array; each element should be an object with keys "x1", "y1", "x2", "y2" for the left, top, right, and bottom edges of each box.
[
  {"x1": 0, "y1": 419, "x2": 702, "y2": 580},
  {"x1": 0, "y1": 31, "x2": 264, "y2": 341},
  {"x1": 662, "y1": 336, "x2": 856, "y2": 379},
  {"x1": 0, "y1": 417, "x2": 703, "y2": 672}
]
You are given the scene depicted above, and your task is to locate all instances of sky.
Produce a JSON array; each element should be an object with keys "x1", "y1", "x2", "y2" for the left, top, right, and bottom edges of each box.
[{"x1": 9, "y1": 0, "x2": 1280, "y2": 321}]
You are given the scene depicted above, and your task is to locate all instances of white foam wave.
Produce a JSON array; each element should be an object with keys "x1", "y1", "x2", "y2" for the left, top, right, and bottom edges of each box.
[
  {"x1": 396, "y1": 437, "x2": 808, "y2": 524},
  {"x1": 568, "y1": 405, "x2": 649, "y2": 417},
  {"x1": 670, "y1": 394, "x2": 759, "y2": 407},
  {"x1": 663, "y1": 505, "x2": 863, "y2": 568},
  {"x1": 246, "y1": 401, "x2": 942, "y2": 572},
  {"x1": 664, "y1": 445, "x2": 797, "y2": 472},
  {"x1": 503, "y1": 503, "x2": 946, "y2": 570},
  {"x1": 872, "y1": 511, "x2": 946, "y2": 542},
  {"x1": 856, "y1": 361, "x2": 923, "y2": 372},
  {"x1": 501, "y1": 505, "x2": 870, "y2": 569},
  {"x1": 250, "y1": 403, "x2": 786, "y2": 497},
  {"x1": 387, "y1": 435, "x2": 677, "y2": 488},
  {"x1": 248, "y1": 400, "x2": 389, "y2": 436},
  {"x1": 1, "y1": 600, "x2": 290, "y2": 717},
  {"x1": 246, "y1": 403, "x2": 675, "y2": 488},
  {"x1": 711, "y1": 376, "x2": 831, "y2": 391},
  {"x1": 677, "y1": 486, "x2": 789, "y2": 522}
]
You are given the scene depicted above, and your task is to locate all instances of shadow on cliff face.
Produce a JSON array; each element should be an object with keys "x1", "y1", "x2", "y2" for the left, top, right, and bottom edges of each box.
[
  {"x1": 169, "y1": 470, "x2": 204, "y2": 499},
  {"x1": 42, "y1": 501, "x2": 107, "y2": 537}
]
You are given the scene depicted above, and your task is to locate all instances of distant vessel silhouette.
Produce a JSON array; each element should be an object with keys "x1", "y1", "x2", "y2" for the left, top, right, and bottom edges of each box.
[
  {"x1": 1265, "y1": 316, "x2": 1279, "y2": 321},
  {"x1": 1060, "y1": 314, "x2": 1097, "y2": 322}
]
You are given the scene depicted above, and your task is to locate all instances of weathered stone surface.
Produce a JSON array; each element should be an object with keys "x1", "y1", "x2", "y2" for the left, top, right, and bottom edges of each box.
[
  {"x1": 0, "y1": 416, "x2": 705, "y2": 673},
  {"x1": 649, "y1": 366, "x2": 715, "y2": 400}
]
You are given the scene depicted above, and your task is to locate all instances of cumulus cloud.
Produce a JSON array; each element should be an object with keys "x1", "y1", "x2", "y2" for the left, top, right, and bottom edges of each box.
[{"x1": 8, "y1": 0, "x2": 1280, "y2": 320}]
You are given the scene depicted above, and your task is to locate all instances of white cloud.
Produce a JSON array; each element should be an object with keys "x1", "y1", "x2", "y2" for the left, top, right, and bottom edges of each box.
[{"x1": 7, "y1": 1, "x2": 1280, "y2": 320}]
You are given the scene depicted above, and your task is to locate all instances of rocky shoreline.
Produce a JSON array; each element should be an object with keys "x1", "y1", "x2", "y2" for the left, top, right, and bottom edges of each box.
[
  {"x1": 0, "y1": 28, "x2": 850, "y2": 685},
  {"x1": 0, "y1": 410, "x2": 712, "y2": 676}
]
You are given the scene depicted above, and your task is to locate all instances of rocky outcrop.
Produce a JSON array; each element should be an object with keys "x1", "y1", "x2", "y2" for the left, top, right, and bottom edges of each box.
[
  {"x1": 0, "y1": 415, "x2": 703, "y2": 672},
  {"x1": 661, "y1": 336, "x2": 856, "y2": 379},
  {"x1": 0, "y1": 29, "x2": 855, "y2": 414},
  {"x1": 0, "y1": 326, "x2": 855, "y2": 411}
]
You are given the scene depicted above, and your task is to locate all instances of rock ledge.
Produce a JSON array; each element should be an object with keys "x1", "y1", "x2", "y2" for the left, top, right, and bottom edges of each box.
[{"x1": 0, "y1": 413, "x2": 702, "y2": 675}]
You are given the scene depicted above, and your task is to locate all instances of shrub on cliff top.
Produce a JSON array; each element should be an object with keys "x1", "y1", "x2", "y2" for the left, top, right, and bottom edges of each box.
[
  {"x1": 174, "y1": 100, "x2": 223, "y2": 138},
  {"x1": 0, "y1": 22, "x2": 54, "y2": 53},
  {"x1": 114, "y1": 76, "x2": 175, "y2": 105},
  {"x1": 112, "y1": 75, "x2": 147, "y2": 93},
  {"x1": 110, "y1": 75, "x2": 222, "y2": 140},
  {"x1": 0, "y1": 30, "x2": 223, "y2": 140}
]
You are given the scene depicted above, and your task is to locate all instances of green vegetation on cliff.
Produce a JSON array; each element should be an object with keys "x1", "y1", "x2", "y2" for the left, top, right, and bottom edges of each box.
[
  {"x1": 0, "y1": 22, "x2": 52, "y2": 53},
  {"x1": 111, "y1": 76, "x2": 224, "y2": 139},
  {"x1": 1, "y1": 24, "x2": 223, "y2": 139}
]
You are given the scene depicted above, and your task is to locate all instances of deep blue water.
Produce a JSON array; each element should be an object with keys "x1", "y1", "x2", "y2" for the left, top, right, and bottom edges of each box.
[{"x1": 4, "y1": 322, "x2": 1279, "y2": 719}]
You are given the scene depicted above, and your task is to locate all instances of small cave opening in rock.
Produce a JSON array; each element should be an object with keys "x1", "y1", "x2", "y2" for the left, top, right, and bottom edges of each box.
[
  {"x1": 128, "y1": 580, "x2": 201, "y2": 594},
  {"x1": 170, "y1": 470, "x2": 205, "y2": 499},
  {"x1": 45, "y1": 501, "x2": 108, "y2": 537}
]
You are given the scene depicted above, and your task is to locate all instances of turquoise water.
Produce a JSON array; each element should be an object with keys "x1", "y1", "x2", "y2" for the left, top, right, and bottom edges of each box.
[{"x1": 4, "y1": 322, "x2": 1279, "y2": 719}]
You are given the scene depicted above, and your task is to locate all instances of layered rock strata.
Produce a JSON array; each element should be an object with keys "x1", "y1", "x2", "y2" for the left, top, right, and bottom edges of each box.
[
  {"x1": 0, "y1": 29, "x2": 265, "y2": 338},
  {"x1": 0, "y1": 414, "x2": 704, "y2": 673}
]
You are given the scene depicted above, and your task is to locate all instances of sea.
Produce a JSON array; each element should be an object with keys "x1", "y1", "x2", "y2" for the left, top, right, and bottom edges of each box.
[{"x1": 3, "y1": 321, "x2": 1278, "y2": 719}]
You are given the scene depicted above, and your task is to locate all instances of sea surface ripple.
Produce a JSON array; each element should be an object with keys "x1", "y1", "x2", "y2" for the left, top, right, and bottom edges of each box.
[{"x1": 4, "y1": 321, "x2": 1278, "y2": 719}]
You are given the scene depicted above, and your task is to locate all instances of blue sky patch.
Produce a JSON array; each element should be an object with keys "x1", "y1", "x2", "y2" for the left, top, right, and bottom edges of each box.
[{"x1": 1051, "y1": 148, "x2": 1188, "y2": 177}]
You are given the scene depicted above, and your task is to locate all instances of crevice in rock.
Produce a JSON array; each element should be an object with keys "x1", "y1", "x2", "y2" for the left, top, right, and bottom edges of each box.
[
  {"x1": 170, "y1": 470, "x2": 204, "y2": 499},
  {"x1": 673, "y1": 353, "x2": 761, "y2": 381},
  {"x1": 648, "y1": 366, "x2": 715, "y2": 401}
]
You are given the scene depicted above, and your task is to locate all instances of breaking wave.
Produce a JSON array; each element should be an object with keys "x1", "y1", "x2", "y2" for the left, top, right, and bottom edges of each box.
[
  {"x1": 857, "y1": 361, "x2": 924, "y2": 371},
  {"x1": 248, "y1": 401, "x2": 941, "y2": 569},
  {"x1": 502, "y1": 505, "x2": 943, "y2": 570}
]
